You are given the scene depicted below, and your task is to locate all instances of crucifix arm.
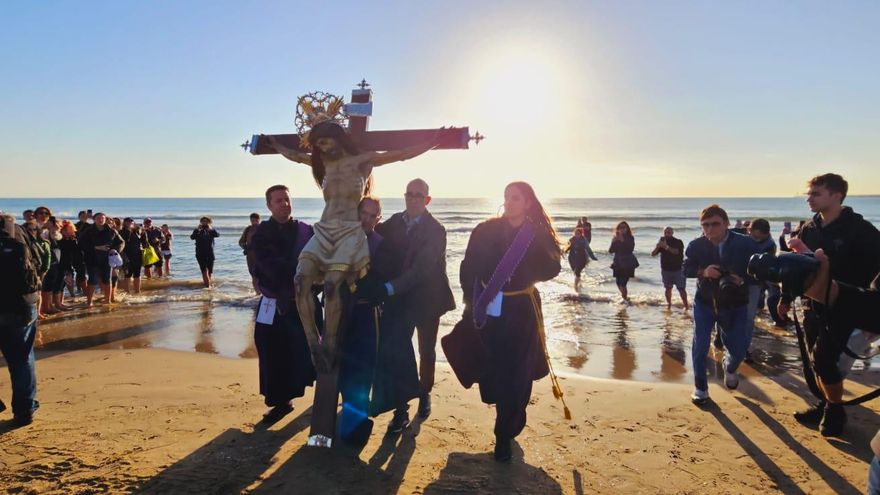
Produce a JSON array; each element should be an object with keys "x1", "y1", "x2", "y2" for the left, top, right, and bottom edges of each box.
[
  {"x1": 366, "y1": 130, "x2": 442, "y2": 168},
  {"x1": 263, "y1": 134, "x2": 311, "y2": 165}
]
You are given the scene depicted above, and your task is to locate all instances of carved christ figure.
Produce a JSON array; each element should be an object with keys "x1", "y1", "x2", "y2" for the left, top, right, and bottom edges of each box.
[{"x1": 265, "y1": 121, "x2": 440, "y2": 372}]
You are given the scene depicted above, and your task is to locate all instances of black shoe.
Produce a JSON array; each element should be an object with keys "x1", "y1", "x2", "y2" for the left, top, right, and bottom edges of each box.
[
  {"x1": 386, "y1": 409, "x2": 410, "y2": 435},
  {"x1": 820, "y1": 403, "x2": 847, "y2": 437},
  {"x1": 494, "y1": 436, "x2": 512, "y2": 462},
  {"x1": 794, "y1": 401, "x2": 826, "y2": 426},
  {"x1": 417, "y1": 394, "x2": 432, "y2": 419},
  {"x1": 260, "y1": 402, "x2": 294, "y2": 425},
  {"x1": 12, "y1": 414, "x2": 33, "y2": 427}
]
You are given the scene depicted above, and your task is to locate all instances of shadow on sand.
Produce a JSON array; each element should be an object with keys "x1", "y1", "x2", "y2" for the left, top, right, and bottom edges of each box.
[{"x1": 135, "y1": 407, "x2": 312, "y2": 493}]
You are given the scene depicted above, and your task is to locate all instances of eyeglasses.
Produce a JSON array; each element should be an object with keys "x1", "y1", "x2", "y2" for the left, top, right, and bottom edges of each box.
[
  {"x1": 404, "y1": 192, "x2": 426, "y2": 199},
  {"x1": 700, "y1": 221, "x2": 723, "y2": 228}
]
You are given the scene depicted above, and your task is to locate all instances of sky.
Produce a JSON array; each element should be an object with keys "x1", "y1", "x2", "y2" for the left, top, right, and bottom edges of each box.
[{"x1": 1, "y1": 0, "x2": 879, "y2": 199}]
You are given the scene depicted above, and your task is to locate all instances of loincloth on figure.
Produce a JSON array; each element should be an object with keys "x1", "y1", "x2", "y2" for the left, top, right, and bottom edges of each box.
[{"x1": 298, "y1": 219, "x2": 370, "y2": 287}]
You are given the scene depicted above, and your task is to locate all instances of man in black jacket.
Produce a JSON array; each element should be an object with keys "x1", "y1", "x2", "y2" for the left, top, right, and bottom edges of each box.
[
  {"x1": 364, "y1": 178, "x2": 456, "y2": 431},
  {"x1": 0, "y1": 213, "x2": 42, "y2": 425},
  {"x1": 780, "y1": 173, "x2": 880, "y2": 436}
]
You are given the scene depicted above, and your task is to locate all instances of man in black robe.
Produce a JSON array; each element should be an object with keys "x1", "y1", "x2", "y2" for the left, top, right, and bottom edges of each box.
[
  {"x1": 338, "y1": 196, "x2": 386, "y2": 444},
  {"x1": 251, "y1": 184, "x2": 317, "y2": 424}
]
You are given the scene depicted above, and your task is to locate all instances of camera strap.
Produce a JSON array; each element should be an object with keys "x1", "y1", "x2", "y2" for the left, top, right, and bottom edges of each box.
[{"x1": 793, "y1": 302, "x2": 880, "y2": 406}]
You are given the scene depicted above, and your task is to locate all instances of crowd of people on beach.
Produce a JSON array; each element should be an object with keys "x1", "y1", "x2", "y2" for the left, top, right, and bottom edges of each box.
[
  {"x1": 4, "y1": 169, "x2": 880, "y2": 488},
  {"x1": 0, "y1": 207, "x2": 229, "y2": 326}
]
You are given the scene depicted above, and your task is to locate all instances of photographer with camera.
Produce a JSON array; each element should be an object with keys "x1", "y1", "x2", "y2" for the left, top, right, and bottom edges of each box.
[
  {"x1": 683, "y1": 204, "x2": 761, "y2": 405},
  {"x1": 776, "y1": 173, "x2": 880, "y2": 436},
  {"x1": 751, "y1": 247, "x2": 880, "y2": 492},
  {"x1": 190, "y1": 216, "x2": 219, "y2": 288}
]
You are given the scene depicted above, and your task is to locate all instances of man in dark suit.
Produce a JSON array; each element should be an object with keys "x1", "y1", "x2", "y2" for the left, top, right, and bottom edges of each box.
[{"x1": 366, "y1": 178, "x2": 455, "y2": 431}]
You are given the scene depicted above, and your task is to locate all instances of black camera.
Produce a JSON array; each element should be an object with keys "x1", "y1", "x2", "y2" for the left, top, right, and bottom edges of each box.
[
  {"x1": 714, "y1": 268, "x2": 747, "y2": 307},
  {"x1": 747, "y1": 252, "x2": 820, "y2": 297}
]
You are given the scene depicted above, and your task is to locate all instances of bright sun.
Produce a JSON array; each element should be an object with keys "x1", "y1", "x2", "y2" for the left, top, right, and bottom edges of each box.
[{"x1": 472, "y1": 46, "x2": 572, "y2": 132}]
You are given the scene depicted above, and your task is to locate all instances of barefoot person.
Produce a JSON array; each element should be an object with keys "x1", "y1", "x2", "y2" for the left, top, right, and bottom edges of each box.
[
  {"x1": 190, "y1": 217, "x2": 219, "y2": 288},
  {"x1": 565, "y1": 227, "x2": 597, "y2": 285},
  {"x1": 120, "y1": 218, "x2": 147, "y2": 294},
  {"x1": 444, "y1": 181, "x2": 563, "y2": 462},
  {"x1": 250, "y1": 185, "x2": 317, "y2": 424},
  {"x1": 160, "y1": 224, "x2": 173, "y2": 276},
  {"x1": 651, "y1": 226, "x2": 688, "y2": 310},
  {"x1": 80, "y1": 213, "x2": 124, "y2": 307},
  {"x1": 609, "y1": 221, "x2": 638, "y2": 302}
]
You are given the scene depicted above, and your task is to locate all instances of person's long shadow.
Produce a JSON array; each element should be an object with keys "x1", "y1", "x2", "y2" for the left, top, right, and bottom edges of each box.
[
  {"x1": 701, "y1": 400, "x2": 808, "y2": 495},
  {"x1": 423, "y1": 442, "x2": 563, "y2": 494},
  {"x1": 135, "y1": 406, "x2": 312, "y2": 494},
  {"x1": 736, "y1": 396, "x2": 868, "y2": 493},
  {"x1": 250, "y1": 421, "x2": 417, "y2": 493}
]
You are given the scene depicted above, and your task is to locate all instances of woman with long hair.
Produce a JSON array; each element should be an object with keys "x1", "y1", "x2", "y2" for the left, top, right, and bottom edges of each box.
[
  {"x1": 609, "y1": 221, "x2": 638, "y2": 301},
  {"x1": 565, "y1": 227, "x2": 598, "y2": 284},
  {"x1": 446, "y1": 181, "x2": 563, "y2": 462}
]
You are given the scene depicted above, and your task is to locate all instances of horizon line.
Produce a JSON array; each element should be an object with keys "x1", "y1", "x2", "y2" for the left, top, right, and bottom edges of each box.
[{"x1": 3, "y1": 195, "x2": 879, "y2": 200}]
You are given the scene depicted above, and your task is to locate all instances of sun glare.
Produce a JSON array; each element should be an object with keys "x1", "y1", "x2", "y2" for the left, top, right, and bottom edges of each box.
[{"x1": 471, "y1": 45, "x2": 573, "y2": 135}]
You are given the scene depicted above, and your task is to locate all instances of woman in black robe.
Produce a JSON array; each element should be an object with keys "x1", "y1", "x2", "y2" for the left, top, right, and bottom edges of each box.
[{"x1": 454, "y1": 181, "x2": 561, "y2": 462}]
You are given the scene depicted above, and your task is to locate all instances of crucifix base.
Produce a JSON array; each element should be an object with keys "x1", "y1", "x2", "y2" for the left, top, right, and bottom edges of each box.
[{"x1": 307, "y1": 367, "x2": 340, "y2": 448}]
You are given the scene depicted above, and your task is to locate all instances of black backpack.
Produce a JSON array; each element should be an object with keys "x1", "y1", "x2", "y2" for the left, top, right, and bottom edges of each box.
[{"x1": 0, "y1": 226, "x2": 41, "y2": 308}]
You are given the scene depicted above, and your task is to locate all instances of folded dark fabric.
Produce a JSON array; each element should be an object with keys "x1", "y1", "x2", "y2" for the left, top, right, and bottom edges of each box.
[{"x1": 441, "y1": 312, "x2": 489, "y2": 389}]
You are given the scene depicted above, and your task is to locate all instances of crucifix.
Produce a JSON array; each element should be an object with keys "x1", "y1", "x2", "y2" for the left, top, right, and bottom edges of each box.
[{"x1": 246, "y1": 80, "x2": 481, "y2": 448}]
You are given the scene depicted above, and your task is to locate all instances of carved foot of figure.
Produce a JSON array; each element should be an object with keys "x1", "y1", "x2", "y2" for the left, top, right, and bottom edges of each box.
[{"x1": 311, "y1": 345, "x2": 335, "y2": 374}]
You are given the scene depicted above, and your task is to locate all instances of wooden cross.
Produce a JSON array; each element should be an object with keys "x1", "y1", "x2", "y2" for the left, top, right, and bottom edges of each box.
[{"x1": 243, "y1": 80, "x2": 482, "y2": 155}]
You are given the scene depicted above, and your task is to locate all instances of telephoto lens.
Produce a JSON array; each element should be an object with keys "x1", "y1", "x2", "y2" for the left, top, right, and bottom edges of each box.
[{"x1": 748, "y1": 252, "x2": 820, "y2": 297}]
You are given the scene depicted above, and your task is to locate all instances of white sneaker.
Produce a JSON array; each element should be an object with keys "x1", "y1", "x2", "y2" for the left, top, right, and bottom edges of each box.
[
  {"x1": 691, "y1": 388, "x2": 709, "y2": 405},
  {"x1": 725, "y1": 371, "x2": 739, "y2": 390}
]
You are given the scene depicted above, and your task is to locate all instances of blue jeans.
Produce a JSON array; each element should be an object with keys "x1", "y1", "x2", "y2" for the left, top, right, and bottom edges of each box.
[
  {"x1": 0, "y1": 304, "x2": 39, "y2": 417},
  {"x1": 869, "y1": 456, "x2": 880, "y2": 494},
  {"x1": 692, "y1": 299, "x2": 748, "y2": 391},
  {"x1": 745, "y1": 284, "x2": 762, "y2": 348}
]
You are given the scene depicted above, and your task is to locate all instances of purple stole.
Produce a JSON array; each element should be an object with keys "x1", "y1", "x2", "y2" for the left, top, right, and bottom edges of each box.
[{"x1": 472, "y1": 221, "x2": 536, "y2": 329}]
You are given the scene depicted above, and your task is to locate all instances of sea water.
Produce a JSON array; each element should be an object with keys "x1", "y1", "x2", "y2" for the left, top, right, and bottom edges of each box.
[{"x1": 4, "y1": 196, "x2": 879, "y2": 383}]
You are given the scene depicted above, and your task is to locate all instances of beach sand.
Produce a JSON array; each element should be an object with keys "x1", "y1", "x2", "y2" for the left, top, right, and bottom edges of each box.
[{"x1": 2, "y1": 302, "x2": 879, "y2": 494}]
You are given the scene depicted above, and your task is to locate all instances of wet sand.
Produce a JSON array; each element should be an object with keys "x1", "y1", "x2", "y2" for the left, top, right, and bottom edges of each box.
[{"x1": 2, "y1": 294, "x2": 880, "y2": 493}]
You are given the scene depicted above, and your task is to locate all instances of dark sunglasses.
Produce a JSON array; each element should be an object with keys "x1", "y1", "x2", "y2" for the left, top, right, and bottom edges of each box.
[{"x1": 405, "y1": 192, "x2": 426, "y2": 199}]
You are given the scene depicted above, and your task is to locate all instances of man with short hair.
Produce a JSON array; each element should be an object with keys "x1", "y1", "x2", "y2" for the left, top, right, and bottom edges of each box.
[
  {"x1": 366, "y1": 178, "x2": 456, "y2": 430},
  {"x1": 0, "y1": 212, "x2": 42, "y2": 426},
  {"x1": 781, "y1": 173, "x2": 880, "y2": 436},
  {"x1": 651, "y1": 226, "x2": 688, "y2": 310},
  {"x1": 684, "y1": 204, "x2": 760, "y2": 405},
  {"x1": 239, "y1": 213, "x2": 261, "y2": 293},
  {"x1": 21, "y1": 210, "x2": 35, "y2": 225},
  {"x1": 190, "y1": 217, "x2": 219, "y2": 288},
  {"x1": 338, "y1": 196, "x2": 390, "y2": 444},
  {"x1": 250, "y1": 185, "x2": 317, "y2": 424},
  {"x1": 74, "y1": 211, "x2": 90, "y2": 235},
  {"x1": 79, "y1": 213, "x2": 124, "y2": 306}
]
